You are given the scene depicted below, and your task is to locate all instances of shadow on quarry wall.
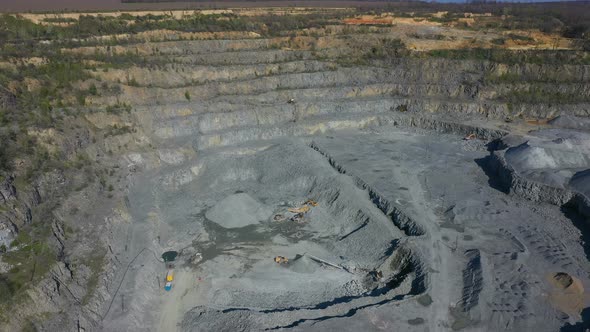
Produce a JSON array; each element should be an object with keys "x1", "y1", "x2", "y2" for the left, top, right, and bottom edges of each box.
[
  {"x1": 264, "y1": 252, "x2": 427, "y2": 330},
  {"x1": 486, "y1": 138, "x2": 508, "y2": 152},
  {"x1": 560, "y1": 307, "x2": 590, "y2": 332},
  {"x1": 474, "y1": 156, "x2": 509, "y2": 194},
  {"x1": 561, "y1": 204, "x2": 590, "y2": 262}
]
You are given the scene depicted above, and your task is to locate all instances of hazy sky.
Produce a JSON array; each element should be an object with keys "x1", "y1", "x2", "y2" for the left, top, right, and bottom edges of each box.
[
  {"x1": 2, "y1": 0, "x2": 119, "y2": 12},
  {"x1": 0, "y1": 0, "x2": 580, "y2": 12},
  {"x1": 0, "y1": 0, "x2": 267, "y2": 12},
  {"x1": 0, "y1": 0, "x2": 383, "y2": 12}
]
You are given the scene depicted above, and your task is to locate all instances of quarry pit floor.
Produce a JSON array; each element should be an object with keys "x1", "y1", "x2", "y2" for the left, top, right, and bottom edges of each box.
[{"x1": 101, "y1": 125, "x2": 590, "y2": 332}]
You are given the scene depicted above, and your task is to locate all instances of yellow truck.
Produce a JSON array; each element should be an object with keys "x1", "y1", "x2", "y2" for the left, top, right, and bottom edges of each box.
[
  {"x1": 166, "y1": 269, "x2": 174, "y2": 282},
  {"x1": 165, "y1": 269, "x2": 174, "y2": 291}
]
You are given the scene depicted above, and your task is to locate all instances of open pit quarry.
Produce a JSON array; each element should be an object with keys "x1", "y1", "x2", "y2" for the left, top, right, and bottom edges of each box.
[
  {"x1": 1, "y1": 14, "x2": 590, "y2": 332},
  {"x1": 88, "y1": 38, "x2": 590, "y2": 331}
]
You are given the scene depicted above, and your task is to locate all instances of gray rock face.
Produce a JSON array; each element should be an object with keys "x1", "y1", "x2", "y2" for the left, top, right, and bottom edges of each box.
[
  {"x1": 487, "y1": 129, "x2": 590, "y2": 219},
  {"x1": 0, "y1": 175, "x2": 17, "y2": 203},
  {"x1": 505, "y1": 129, "x2": 590, "y2": 171},
  {"x1": 549, "y1": 115, "x2": 590, "y2": 131},
  {"x1": 503, "y1": 129, "x2": 590, "y2": 189},
  {"x1": 460, "y1": 249, "x2": 482, "y2": 312},
  {"x1": 0, "y1": 222, "x2": 15, "y2": 248}
]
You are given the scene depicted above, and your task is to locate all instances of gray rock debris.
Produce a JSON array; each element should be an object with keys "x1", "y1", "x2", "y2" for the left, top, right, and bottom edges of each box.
[{"x1": 205, "y1": 193, "x2": 272, "y2": 228}]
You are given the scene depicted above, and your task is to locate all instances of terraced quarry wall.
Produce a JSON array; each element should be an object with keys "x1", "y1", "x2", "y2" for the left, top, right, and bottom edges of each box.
[
  {"x1": 82, "y1": 35, "x2": 590, "y2": 332},
  {"x1": 1, "y1": 11, "x2": 590, "y2": 332}
]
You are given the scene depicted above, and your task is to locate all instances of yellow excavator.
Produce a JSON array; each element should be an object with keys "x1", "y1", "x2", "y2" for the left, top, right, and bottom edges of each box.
[
  {"x1": 287, "y1": 199, "x2": 318, "y2": 213},
  {"x1": 274, "y1": 256, "x2": 289, "y2": 264},
  {"x1": 288, "y1": 205, "x2": 310, "y2": 214}
]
